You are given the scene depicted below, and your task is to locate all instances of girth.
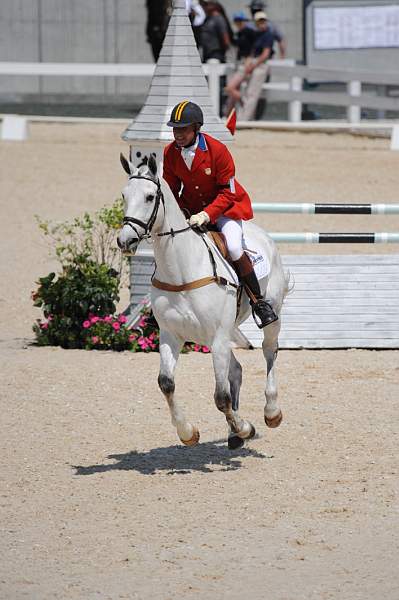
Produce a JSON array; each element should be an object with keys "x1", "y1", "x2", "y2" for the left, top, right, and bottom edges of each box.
[
  {"x1": 152, "y1": 275, "x2": 238, "y2": 292},
  {"x1": 151, "y1": 226, "x2": 238, "y2": 293}
]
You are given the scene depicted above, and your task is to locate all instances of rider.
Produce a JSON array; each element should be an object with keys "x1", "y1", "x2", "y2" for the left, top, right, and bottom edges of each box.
[{"x1": 163, "y1": 100, "x2": 277, "y2": 328}]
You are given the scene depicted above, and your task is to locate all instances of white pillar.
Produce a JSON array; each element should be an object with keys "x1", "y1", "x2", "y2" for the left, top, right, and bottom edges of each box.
[
  {"x1": 390, "y1": 125, "x2": 399, "y2": 151},
  {"x1": 207, "y1": 59, "x2": 221, "y2": 114},
  {"x1": 288, "y1": 76, "x2": 302, "y2": 123},
  {"x1": 347, "y1": 80, "x2": 361, "y2": 124}
]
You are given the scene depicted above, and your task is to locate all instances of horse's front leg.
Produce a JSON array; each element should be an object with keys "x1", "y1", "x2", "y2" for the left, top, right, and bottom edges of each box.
[
  {"x1": 262, "y1": 322, "x2": 283, "y2": 428},
  {"x1": 212, "y1": 334, "x2": 255, "y2": 449},
  {"x1": 158, "y1": 329, "x2": 200, "y2": 446}
]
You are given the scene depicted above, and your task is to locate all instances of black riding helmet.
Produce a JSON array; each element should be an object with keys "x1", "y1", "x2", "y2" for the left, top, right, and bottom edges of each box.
[{"x1": 167, "y1": 101, "x2": 204, "y2": 128}]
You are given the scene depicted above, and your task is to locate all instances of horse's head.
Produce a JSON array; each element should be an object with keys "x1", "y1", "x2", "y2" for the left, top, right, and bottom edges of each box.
[{"x1": 117, "y1": 152, "x2": 163, "y2": 256}]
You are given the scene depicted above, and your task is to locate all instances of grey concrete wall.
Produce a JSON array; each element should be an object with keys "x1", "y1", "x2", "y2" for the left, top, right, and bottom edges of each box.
[{"x1": 0, "y1": 0, "x2": 302, "y2": 105}]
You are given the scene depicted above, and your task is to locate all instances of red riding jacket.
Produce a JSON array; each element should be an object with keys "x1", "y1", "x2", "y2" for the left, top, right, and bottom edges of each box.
[{"x1": 163, "y1": 132, "x2": 253, "y2": 223}]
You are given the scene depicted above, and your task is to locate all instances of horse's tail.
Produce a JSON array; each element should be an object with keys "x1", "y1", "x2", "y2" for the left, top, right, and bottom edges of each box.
[{"x1": 284, "y1": 268, "x2": 295, "y2": 298}]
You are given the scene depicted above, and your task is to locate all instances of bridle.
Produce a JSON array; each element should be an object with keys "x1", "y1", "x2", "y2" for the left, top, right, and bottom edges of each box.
[
  {"x1": 122, "y1": 175, "x2": 165, "y2": 243},
  {"x1": 122, "y1": 174, "x2": 192, "y2": 242}
]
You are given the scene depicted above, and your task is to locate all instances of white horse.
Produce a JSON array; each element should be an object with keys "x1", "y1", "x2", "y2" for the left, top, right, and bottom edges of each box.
[{"x1": 117, "y1": 153, "x2": 289, "y2": 449}]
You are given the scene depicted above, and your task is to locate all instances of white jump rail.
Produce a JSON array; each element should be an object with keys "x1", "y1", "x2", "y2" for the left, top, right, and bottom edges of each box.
[{"x1": 253, "y1": 202, "x2": 399, "y2": 243}]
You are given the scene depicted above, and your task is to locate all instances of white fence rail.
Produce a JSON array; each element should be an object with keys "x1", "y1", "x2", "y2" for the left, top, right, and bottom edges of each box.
[{"x1": 1, "y1": 60, "x2": 399, "y2": 127}]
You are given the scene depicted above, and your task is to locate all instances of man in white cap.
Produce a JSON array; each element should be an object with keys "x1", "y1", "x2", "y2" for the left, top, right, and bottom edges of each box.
[{"x1": 237, "y1": 10, "x2": 285, "y2": 120}]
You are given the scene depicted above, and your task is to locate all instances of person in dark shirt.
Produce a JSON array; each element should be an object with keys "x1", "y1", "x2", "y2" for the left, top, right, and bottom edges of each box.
[
  {"x1": 232, "y1": 11, "x2": 257, "y2": 61},
  {"x1": 200, "y1": 1, "x2": 231, "y2": 63},
  {"x1": 145, "y1": 0, "x2": 172, "y2": 61}
]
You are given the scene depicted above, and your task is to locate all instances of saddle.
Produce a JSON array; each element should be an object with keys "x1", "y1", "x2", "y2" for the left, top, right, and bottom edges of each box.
[{"x1": 207, "y1": 230, "x2": 230, "y2": 261}]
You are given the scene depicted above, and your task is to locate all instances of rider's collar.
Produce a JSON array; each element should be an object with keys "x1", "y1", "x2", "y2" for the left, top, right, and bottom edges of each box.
[
  {"x1": 198, "y1": 132, "x2": 207, "y2": 151},
  {"x1": 175, "y1": 133, "x2": 207, "y2": 151}
]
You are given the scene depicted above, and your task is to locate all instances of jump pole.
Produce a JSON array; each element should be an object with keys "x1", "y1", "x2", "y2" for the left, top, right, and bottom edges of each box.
[
  {"x1": 252, "y1": 203, "x2": 399, "y2": 214},
  {"x1": 269, "y1": 232, "x2": 399, "y2": 243}
]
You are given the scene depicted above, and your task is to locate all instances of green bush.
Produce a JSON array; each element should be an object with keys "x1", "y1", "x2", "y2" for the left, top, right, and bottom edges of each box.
[{"x1": 33, "y1": 262, "x2": 119, "y2": 349}]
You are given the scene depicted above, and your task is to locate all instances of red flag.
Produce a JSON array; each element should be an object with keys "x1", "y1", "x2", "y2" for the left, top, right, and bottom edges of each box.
[{"x1": 226, "y1": 108, "x2": 237, "y2": 136}]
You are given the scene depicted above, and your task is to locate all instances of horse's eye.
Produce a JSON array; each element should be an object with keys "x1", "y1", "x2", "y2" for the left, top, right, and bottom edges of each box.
[{"x1": 146, "y1": 194, "x2": 155, "y2": 203}]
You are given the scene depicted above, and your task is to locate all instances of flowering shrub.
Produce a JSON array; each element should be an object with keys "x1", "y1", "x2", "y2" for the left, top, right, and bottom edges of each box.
[
  {"x1": 32, "y1": 262, "x2": 119, "y2": 349},
  {"x1": 81, "y1": 313, "x2": 134, "y2": 351}
]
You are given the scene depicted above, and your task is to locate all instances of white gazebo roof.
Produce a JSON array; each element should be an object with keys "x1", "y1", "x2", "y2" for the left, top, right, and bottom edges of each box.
[{"x1": 122, "y1": 0, "x2": 233, "y2": 143}]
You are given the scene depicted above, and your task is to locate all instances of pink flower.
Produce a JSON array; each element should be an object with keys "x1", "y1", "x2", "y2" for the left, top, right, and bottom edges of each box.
[
  {"x1": 41, "y1": 322, "x2": 49, "y2": 330},
  {"x1": 193, "y1": 344, "x2": 201, "y2": 352},
  {"x1": 202, "y1": 346, "x2": 210, "y2": 353},
  {"x1": 112, "y1": 322, "x2": 120, "y2": 331},
  {"x1": 83, "y1": 320, "x2": 91, "y2": 329},
  {"x1": 138, "y1": 317, "x2": 147, "y2": 328},
  {"x1": 118, "y1": 314, "x2": 128, "y2": 324},
  {"x1": 91, "y1": 336, "x2": 99, "y2": 344},
  {"x1": 128, "y1": 333, "x2": 137, "y2": 342},
  {"x1": 138, "y1": 336, "x2": 149, "y2": 349},
  {"x1": 90, "y1": 316, "x2": 100, "y2": 324},
  {"x1": 104, "y1": 315, "x2": 113, "y2": 323}
]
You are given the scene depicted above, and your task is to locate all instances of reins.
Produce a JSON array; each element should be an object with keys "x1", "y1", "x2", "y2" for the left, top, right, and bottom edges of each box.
[{"x1": 123, "y1": 173, "x2": 238, "y2": 293}]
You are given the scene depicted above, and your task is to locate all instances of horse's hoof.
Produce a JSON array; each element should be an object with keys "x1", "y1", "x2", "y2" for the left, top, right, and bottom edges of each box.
[
  {"x1": 247, "y1": 423, "x2": 256, "y2": 439},
  {"x1": 180, "y1": 427, "x2": 200, "y2": 447},
  {"x1": 265, "y1": 410, "x2": 283, "y2": 428},
  {"x1": 228, "y1": 433, "x2": 245, "y2": 450}
]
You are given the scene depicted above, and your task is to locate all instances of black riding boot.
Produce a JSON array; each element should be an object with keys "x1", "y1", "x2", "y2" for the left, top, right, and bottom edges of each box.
[{"x1": 233, "y1": 253, "x2": 278, "y2": 329}]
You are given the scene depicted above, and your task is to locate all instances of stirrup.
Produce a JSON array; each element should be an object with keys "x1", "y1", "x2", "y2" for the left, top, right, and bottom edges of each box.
[{"x1": 251, "y1": 300, "x2": 278, "y2": 329}]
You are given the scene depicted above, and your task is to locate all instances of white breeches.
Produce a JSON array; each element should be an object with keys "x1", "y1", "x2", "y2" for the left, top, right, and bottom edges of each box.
[{"x1": 216, "y1": 216, "x2": 244, "y2": 261}]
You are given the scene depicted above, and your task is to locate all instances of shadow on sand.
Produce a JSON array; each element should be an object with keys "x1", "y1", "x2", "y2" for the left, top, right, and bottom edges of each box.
[{"x1": 73, "y1": 438, "x2": 269, "y2": 477}]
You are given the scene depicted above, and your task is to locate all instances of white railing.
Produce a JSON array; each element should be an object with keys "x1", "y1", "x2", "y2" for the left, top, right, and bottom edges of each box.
[
  {"x1": 0, "y1": 59, "x2": 292, "y2": 117},
  {"x1": 1, "y1": 60, "x2": 399, "y2": 127}
]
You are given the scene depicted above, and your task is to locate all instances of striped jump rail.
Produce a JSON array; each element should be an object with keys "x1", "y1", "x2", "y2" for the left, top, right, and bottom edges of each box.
[
  {"x1": 252, "y1": 203, "x2": 399, "y2": 214},
  {"x1": 268, "y1": 232, "x2": 399, "y2": 244}
]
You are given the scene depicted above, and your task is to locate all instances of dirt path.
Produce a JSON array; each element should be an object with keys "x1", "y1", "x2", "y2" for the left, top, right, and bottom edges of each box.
[{"x1": 0, "y1": 124, "x2": 398, "y2": 599}]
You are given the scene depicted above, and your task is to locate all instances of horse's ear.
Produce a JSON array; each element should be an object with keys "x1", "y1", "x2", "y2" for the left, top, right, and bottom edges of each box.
[
  {"x1": 120, "y1": 153, "x2": 131, "y2": 175},
  {"x1": 148, "y1": 153, "x2": 157, "y2": 177}
]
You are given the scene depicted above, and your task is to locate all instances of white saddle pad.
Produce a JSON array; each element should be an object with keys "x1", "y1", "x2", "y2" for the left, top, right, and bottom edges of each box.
[{"x1": 243, "y1": 240, "x2": 270, "y2": 280}]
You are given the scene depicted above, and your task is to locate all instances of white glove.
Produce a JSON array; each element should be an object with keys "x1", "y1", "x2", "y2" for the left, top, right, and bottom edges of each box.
[{"x1": 189, "y1": 211, "x2": 210, "y2": 227}]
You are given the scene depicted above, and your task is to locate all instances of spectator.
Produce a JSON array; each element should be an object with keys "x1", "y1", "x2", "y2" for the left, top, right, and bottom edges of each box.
[
  {"x1": 200, "y1": 1, "x2": 231, "y2": 63},
  {"x1": 232, "y1": 11, "x2": 257, "y2": 62},
  {"x1": 237, "y1": 11, "x2": 285, "y2": 120},
  {"x1": 146, "y1": 1, "x2": 208, "y2": 61},
  {"x1": 186, "y1": 0, "x2": 206, "y2": 48},
  {"x1": 248, "y1": 0, "x2": 266, "y2": 18},
  {"x1": 224, "y1": 11, "x2": 257, "y2": 116},
  {"x1": 248, "y1": 1, "x2": 286, "y2": 59},
  {"x1": 145, "y1": 0, "x2": 172, "y2": 62}
]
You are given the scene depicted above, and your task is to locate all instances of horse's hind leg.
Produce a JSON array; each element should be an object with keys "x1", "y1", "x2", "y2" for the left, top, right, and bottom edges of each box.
[
  {"x1": 262, "y1": 322, "x2": 283, "y2": 428},
  {"x1": 212, "y1": 337, "x2": 255, "y2": 449},
  {"x1": 158, "y1": 329, "x2": 200, "y2": 446}
]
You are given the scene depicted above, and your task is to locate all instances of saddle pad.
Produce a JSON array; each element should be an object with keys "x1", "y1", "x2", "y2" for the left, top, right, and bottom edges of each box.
[{"x1": 244, "y1": 241, "x2": 271, "y2": 280}]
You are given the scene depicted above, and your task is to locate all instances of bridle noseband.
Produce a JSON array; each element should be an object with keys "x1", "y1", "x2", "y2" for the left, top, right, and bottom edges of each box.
[{"x1": 122, "y1": 175, "x2": 164, "y2": 243}]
